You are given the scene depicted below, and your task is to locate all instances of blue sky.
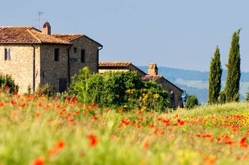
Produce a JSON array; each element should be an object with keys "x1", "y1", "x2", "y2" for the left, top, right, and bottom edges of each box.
[{"x1": 1, "y1": 0, "x2": 249, "y2": 72}]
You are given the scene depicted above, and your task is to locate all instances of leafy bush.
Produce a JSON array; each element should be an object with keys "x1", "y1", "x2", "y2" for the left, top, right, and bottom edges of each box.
[
  {"x1": 0, "y1": 74, "x2": 18, "y2": 93},
  {"x1": 36, "y1": 83, "x2": 55, "y2": 97},
  {"x1": 67, "y1": 67, "x2": 169, "y2": 111},
  {"x1": 186, "y1": 95, "x2": 198, "y2": 109}
]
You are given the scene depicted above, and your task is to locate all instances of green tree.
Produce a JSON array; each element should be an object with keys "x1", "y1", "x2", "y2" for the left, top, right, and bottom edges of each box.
[
  {"x1": 224, "y1": 29, "x2": 241, "y2": 102},
  {"x1": 246, "y1": 91, "x2": 249, "y2": 103},
  {"x1": 186, "y1": 95, "x2": 198, "y2": 109},
  {"x1": 208, "y1": 46, "x2": 222, "y2": 104}
]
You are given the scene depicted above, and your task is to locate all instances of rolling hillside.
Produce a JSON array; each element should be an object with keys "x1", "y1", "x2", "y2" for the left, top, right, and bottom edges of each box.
[{"x1": 138, "y1": 66, "x2": 249, "y2": 103}]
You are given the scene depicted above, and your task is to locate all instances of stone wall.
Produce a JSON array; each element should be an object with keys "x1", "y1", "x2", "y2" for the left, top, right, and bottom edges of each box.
[
  {"x1": 69, "y1": 36, "x2": 99, "y2": 80},
  {"x1": 0, "y1": 44, "x2": 41, "y2": 93},
  {"x1": 40, "y1": 44, "x2": 69, "y2": 92},
  {"x1": 156, "y1": 78, "x2": 183, "y2": 107}
]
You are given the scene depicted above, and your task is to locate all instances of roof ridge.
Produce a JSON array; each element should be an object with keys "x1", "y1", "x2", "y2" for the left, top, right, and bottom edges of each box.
[
  {"x1": 0, "y1": 26, "x2": 33, "y2": 28},
  {"x1": 52, "y1": 34, "x2": 83, "y2": 36},
  {"x1": 99, "y1": 61, "x2": 132, "y2": 63},
  {"x1": 27, "y1": 29, "x2": 42, "y2": 43}
]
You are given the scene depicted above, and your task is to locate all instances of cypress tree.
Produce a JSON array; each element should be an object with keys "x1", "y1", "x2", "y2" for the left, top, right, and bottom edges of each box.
[
  {"x1": 208, "y1": 46, "x2": 222, "y2": 104},
  {"x1": 225, "y1": 29, "x2": 241, "y2": 102}
]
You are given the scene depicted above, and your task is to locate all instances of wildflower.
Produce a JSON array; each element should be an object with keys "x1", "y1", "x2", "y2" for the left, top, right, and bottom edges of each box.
[
  {"x1": 69, "y1": 118, "x2": 74, "y2": 124},
  {"x1": 87, "y1": 134, "x2": 98, "y2": 147},
  {"x1": 55, "y1": 140, "x2": 66, "y2": 150},
  {"x1": 32, "y1": 157, "x2": 45, "y2": 165},
  {"x1": 137, "y1": 124, "x2": 142, "y2": 129},
  {"x1": 35, "y1": 112, "x2": 41, "y2": 118},
  {"x1": 67, "y1": 112, "x2": 72, "y2": 117},
  {"x1": 240, "y1": 137, "x2": 248, "y2": 148},
  {"x1": 48, "y1": 140, "x2": 66, "y2": 156},
  {"x1": 93, "y1": 116, "x2": 98, "y2": 121},
  {"x1": 143, "y1": 140, "x2": 150, "y2": 148},
  {"x1": 177, "y1": 119, "x2": 184, "y2": 126},
  {"x1": 38, "y1": 102, "x2": 43, "y2": 108},
  {"x1": 0, "y1": 102, "x2": 4, "y2": 107},
  {"x1": 203, "y1": 155, "x2": 217, "y2": 165},
  {"x1": 10, "y1": 100, "x2": 16, "y2": 105},
  {"x1": 5, "y1": 85, "x2": 9, "y2": 91},
  {"x1": 154, "y1": 93, "x2": 159, "y2": 99},
  {"x1": 19, "y1": 103, "x2": 26, "y2": 108}
]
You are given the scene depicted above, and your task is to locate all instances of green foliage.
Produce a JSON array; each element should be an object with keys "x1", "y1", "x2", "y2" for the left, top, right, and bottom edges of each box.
[
  {"x1": 186, "y1": 95, "x2": 198, "y2": 109},
  {"x1": 225, "y1": 29, "x2": 241, "y2": 102},
  {"x1": 218, "y1": 90, "x2": 226, "y2": 104},
  {"x1": 68, "y1": 67, "x2": 91, "y2": 104},
  {"x1": 0, "y1": 74, "x2": 18, "y2": 93},
  {"x1": 37, "y1": 83, "x2": 55, "y2": 97},
  {"x1": 67, "y1": 68, "x2": 169, "y2": 111},
  {"x1": 125, "y1": 81, "x2": 169, "y2": 112},
  {"x1": 246, "y1": 91, "x2": 249, "y2": 103},
  {"x1": 208, "y1": 46, "x2": 222, "y2": 104}
]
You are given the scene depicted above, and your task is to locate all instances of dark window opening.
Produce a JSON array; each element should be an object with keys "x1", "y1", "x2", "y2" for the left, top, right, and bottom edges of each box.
[
  {"x1": 54, "y1": 48, "x2": 59, "y2": 61},
  {"x1": 74, "y1": 48, "x2": 77, "y2": 53},
  {"x1": 59, "y1": 78, "x2": 67, "y2": 92},
  {"x1": 4, "y1": 48, "x2": 11, "y2": 60},
  {"x1": 81, "y1": 49, "x2": 85, "y2": 63}
]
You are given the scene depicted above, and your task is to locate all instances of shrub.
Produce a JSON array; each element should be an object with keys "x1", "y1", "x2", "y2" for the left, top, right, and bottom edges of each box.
[
  {"x1": 0, "y1": 74, "x2": 18, "y2": 93},
  {"x1": 67, "y1": 68, "x2": 169, "y2": 111},
  {"x1": 186, "y1": 95, "x2": 198, "y2": 109},
  {"x1": 36, "y1": 83, "x2": 55, "y2": 97}
]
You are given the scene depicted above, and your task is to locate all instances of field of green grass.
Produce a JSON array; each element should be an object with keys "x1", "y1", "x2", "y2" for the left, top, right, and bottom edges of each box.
[{"x1": 1, "y1": 91, "x2": 249, "y2": 165}]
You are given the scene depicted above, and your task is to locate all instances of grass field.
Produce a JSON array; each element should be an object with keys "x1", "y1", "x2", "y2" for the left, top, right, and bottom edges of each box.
[{"x1": 0, "y1": 91, "x2": 249, "y2": 165}]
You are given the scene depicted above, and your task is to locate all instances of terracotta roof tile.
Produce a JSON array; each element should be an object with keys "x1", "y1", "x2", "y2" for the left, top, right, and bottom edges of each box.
[
  {"x1": 52, "y1": 34, "x2": 83, "y2": 42},
  {"x1": 29, "y1": 29, "x2": 70, "y2": 44},
  {"x1": 0, "y1": 26, "x2": 39, "y2": 43},
  {"x1": 99, "y1": 62, "x2": 132, "y2": 67}
]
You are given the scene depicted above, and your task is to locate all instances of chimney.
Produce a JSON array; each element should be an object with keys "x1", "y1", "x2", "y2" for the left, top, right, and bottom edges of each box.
[
  {"x1": 42, "y1": 22, "x2": 51, "y2": 35},
  {"x1": 148, "y1": 63, "x2": 158, "y2": 76}
]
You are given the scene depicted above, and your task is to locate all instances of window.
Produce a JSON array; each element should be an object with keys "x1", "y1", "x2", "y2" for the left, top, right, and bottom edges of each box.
[
  {"x1": 73, "y1": 47, "x2": 77, "y2": 53},
  {"x1": 81, "y1": 49, "x2": 85, "y2": 63},
  {"x1": 4, "y1": 48, "x2": 11, "y2": 60},
  {"x1": 54, "y1": 48, "x2": 59, "y2": 61}
]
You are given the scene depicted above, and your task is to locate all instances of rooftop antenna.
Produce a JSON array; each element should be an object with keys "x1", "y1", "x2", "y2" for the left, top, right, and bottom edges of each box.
[{"x1": 37, "y1": 11, "x2": 44, "y2": 30}]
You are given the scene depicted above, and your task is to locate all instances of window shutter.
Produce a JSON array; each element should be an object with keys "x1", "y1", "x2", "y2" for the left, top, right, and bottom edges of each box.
[
  {"x1": 8, "y1": 49, "x2": 11, "y2": 60},
  {"x1": 4, "y1": 48, "x2": 7, "y2": 60}
]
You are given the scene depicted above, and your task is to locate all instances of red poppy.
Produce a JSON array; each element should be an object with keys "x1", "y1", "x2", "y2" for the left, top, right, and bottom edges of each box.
[
  {"x1": 93, "y1": 116, "x2": 98, "y2": 121},
  {"x1": 143, "y1": 141, "x2": 150, "y2": 148},
  {"x1": 88, "y1": 134, "x2": 98, "y2": 147},
  {"x1": 32, "y1": 157, "x2": 45, "y2": 165},
  {"x1": 55, "y1": 140, "x2": 66, "y2": 150},
  {"x1": 240, "y1": 137, "x2": 248, "y2": 148},
  {"x1": 5, "y1": 85, "x2": 9, "y2": 91}
]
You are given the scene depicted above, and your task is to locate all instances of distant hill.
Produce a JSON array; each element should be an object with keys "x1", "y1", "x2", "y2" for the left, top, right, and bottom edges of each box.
[
  {"x1": 138, "y1": 66, "x2": 248, "y2": 103},
  {"x1": 139, "y1": 66, "x2": 249, "y2": 82}
]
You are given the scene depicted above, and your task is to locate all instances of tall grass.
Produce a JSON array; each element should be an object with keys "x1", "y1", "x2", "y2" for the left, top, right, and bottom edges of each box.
[{"x1": 0, "y1": 91, "x2": 249, "y2": 165}]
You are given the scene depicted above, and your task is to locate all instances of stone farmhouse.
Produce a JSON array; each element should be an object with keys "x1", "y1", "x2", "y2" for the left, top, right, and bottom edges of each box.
[
  {"x1": 99, "y1": 62, "x2": 183, "y2": 107},
  {"x1": 0, "y1": 22, "x2": 103, "y2": 93}
]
